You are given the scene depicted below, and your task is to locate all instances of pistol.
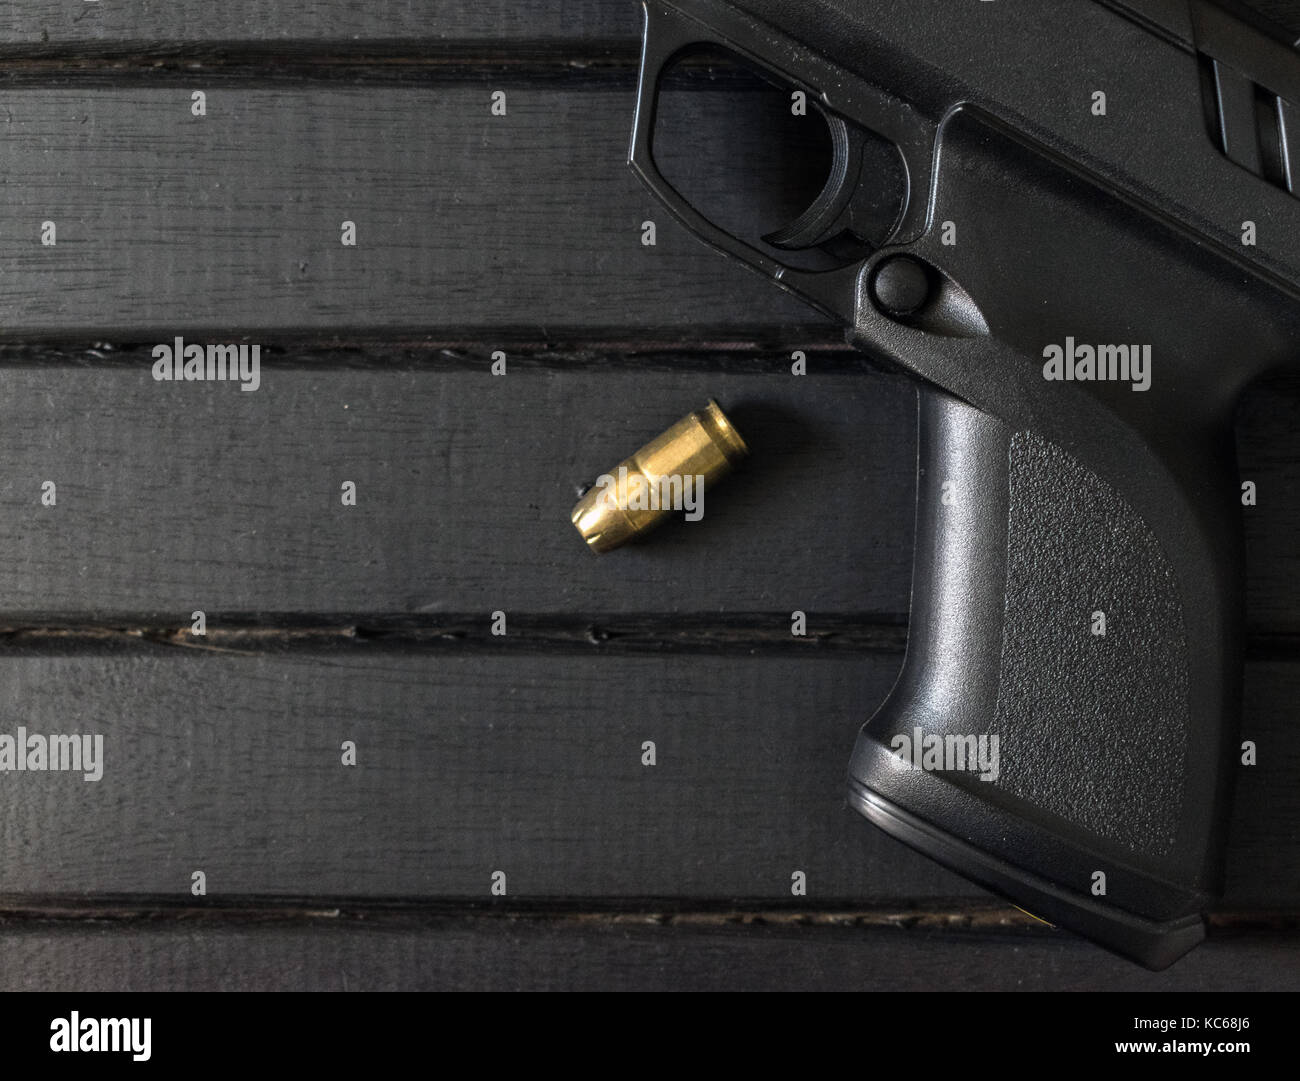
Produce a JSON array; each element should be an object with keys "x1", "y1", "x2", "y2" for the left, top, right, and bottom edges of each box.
[{"x1": 629, "y1": 0, "x2": 1300, "y2": 967}]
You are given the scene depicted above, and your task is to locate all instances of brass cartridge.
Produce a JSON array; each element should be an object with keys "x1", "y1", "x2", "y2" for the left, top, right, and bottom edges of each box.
[{"x1": 571, "y1": 399, "x2": 749, "y2": 553}]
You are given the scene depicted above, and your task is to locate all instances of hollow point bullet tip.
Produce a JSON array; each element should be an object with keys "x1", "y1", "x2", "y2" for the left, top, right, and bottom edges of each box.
[{"x1": 570, "y1": 399, "x2": 749, "y2": 553}]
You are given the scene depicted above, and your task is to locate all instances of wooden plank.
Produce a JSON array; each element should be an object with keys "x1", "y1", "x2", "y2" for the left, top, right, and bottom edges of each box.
[
  {"x1": 0, "y1": 86, "x2": 822, "y2": 337},
  {"x1": 1238, "y1": 371, "x2": 1300, "y2": 634},
  {"x1": 0, "y1": 361, "x2": 1293, "y2": 628},
  {"x1": 1229, "y1": 659, "x2": 1300, "y2": 905},
  {"x1": 0, "y1": 650, "x2": 1293, "y2": 905},
  {"x1": 0, "y1": 365, "x2": 913, "y2": 617},
  {"x1": 0, "y1": 914, "x2": 1294, "y2": 991},
  {"x1": 0, "y1": 649, "x2": 946, "y2": 900},
  {"x1": 0, "y1": 2, "x2": 640, "y2": 50},
  {"x1": 4, "y1": 0, "x2": 1297, "y2": 52}
]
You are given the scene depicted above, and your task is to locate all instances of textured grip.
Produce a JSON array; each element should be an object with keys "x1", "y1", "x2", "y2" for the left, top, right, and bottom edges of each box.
[
  {"x1": 847, "y1": 389, "x2": 1239, "y2": 969},
  {"x1": 997, "y1": 430, "x2": 1188, "y2": 857}
]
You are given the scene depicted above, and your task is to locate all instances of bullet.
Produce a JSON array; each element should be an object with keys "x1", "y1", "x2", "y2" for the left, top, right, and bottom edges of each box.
[{"x1": 571, "y1": 399, "x2": 749, "y2": 553}]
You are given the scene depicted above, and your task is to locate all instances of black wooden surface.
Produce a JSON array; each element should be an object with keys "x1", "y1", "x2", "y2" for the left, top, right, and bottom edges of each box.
[
  {"x1": 0, "y1": 87, "x2": 827, "y2": 336},
  {"x1": 0, "y1": 2, "x2": 643, "y2": 49},
  {"x1": 0, "y1": 651, "x2": 1297, "y2": 908},
  {"x1": 0, "y1": 1, "x2": 1298, "y2": 992}
]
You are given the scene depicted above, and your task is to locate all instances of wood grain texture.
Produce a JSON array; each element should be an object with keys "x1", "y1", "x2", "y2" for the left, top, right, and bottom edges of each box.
[
  {"x1": 1, "y1": 0, "x2": 1298, "y2": 990},
  {"x1": 0, "y1": 2, "x2": 642, "y2": 51},
  {"x1": 1, "y1": 915, "x2": 1294, "y2": 991},
  {"x1": 0, "y1": 650, "x2": 937, "y2": 900},
  {"x1": 0, "y1": 362, "x2": 1292, "y2": 629},
  {"x1": 0, "y1": 365, "x2": 913, "y2": 617},
  {"x1": 0, "y1": 651, "x2": 1293, "y2": 905},
  {"x1": 3, "y1": 0, "x2": 1298, "y2": 52},
  {"x1": 1236, "y1": 371, "x2": 1300, "y2": 635},
  {"x1": 0, "y1": 86, "x2": 822, "y2": 337}
]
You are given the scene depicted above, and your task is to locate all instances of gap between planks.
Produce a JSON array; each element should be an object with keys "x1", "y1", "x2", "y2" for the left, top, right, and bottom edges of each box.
[
  {"x1": 0, "y1": 47, "x2": 779, "y2": 88},
  {"x1": 0, "y1": 896, "x2": 1294, "y2": 935},
  {"x1": 0, "y1": 338, "x2": 859, "y2": 372},
  {"x1": 1, "y1": 616, "x2": 1298, "y2": 660}
]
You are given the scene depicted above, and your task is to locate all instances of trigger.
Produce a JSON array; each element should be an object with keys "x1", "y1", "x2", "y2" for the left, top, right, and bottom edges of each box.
[{"x1": 763, "y1": 112, "x2": 875, "y2": 253}]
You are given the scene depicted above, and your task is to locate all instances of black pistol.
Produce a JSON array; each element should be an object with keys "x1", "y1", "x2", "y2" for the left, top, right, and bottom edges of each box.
[{"x1": 629, "y1": 0, "x2": 1300, "y2": 968}]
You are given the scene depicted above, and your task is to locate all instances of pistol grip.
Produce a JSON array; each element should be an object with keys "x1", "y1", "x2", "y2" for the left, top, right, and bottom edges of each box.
[{"x1": 847, "y1": 389, "x2": 1243, "y2": 969}]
